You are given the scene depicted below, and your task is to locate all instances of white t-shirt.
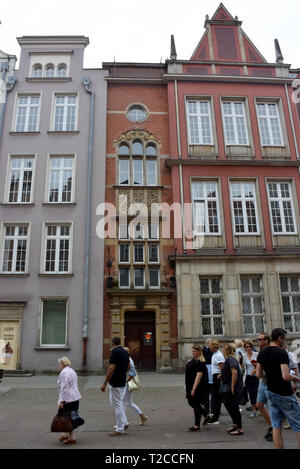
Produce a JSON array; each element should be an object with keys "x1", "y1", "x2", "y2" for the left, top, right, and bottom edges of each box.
[
  {"x1": 211, "y1": 350, "x2": 225, "y2": 375},
  {"x1": 244, "y1": 352, "x2": 258, "y2": 376}
]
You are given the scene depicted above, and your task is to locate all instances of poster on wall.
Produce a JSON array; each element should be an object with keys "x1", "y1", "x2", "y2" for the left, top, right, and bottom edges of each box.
[{"x1": 0, "y1": 322, "x2": 19, "y2": 370}]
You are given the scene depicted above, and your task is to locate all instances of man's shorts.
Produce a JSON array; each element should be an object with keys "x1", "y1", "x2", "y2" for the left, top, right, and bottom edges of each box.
[
  {"x1": 257, "y1": 382, "x2": 268, "y2": 404},
  {"x1": 267, "y1": 390, "x2": 300, "y2": 432}
]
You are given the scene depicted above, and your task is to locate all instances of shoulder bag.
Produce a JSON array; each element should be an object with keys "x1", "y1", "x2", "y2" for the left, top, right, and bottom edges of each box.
[{"x1": 128, "y1": 373, "x2": 141, "y2": 391}]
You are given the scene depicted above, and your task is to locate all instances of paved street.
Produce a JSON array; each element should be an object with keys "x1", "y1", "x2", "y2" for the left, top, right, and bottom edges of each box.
[{"x1": 0, "y1": 373, "x2": 299, "y2": 450}]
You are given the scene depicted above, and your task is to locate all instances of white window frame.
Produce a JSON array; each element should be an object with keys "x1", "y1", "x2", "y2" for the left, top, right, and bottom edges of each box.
[
  {"x1": 119, "y1": 159, "x2": 130, "y2": 185},
  {"x1": 267, "y1": 181, "x2": 297, "y2": 235},
  {"x1": 119, "y1": 244, "x2": 130, "y2": 264},
  {"x1": 40, "y1": 298, "x2": 68, "y2": 347},
  {"x1": 240, "y1": 276, "x2": 266, "y2": 335},
  {"x1": 0, "y1": 223, "x2": 30, "y2": 273},
  {"x1": 199, "y1": 277, "x2": 224, "y2": 336},
  {"x1": 280, "y1": 276, "x2": 300, "y2": 334},
  {"x1": 148, "y1": 223, "x2": 159, "y2": 240},
  {"x1": 119, "y1": 267, "x2": 130, "y2": 288},
  {"x1": 6, "y1": 155, "x2": 35, "y2": 204},
  {"x1": 146, "y1": 159, "x2": 157, "y2": 186},
  {"x1": 133, "y1": 159, "x2": 143, "y2": 186},
  {"x1": 46, "y1": 155, "x2": 75, "y2": 203},
  {"x1": 256, "y1": 101, "x2": 284, "y2": 147},
  {"x1": 42, "y1": 223, "x2": 73, "y2": 274},
  {"x1": 14, "y1": 94, "x2": 41, "y2": 132},
  {"x1": 230, "y1": 181, "x2": 259, "y2": 235},
  {"x1": 221, "y1": 101, "x2": 249, "y2": 146},
  {"x1": 134, "y1": 267, "x2": 145, "y2": 289},
  {"x1": 119, "y1": 223, "x2": 129, "y2": 240},
  {"x1": 134, "y1": 244, "x2": 144, "y2": 264},
  {"x1": 52, "y1": 94, "x2": 78, "y2": 132},
  {"x1": 148, "y1": 243, "x2": 159, "y2": 263},
  {"x1": 149, "y1": 268, "x2": 160, "y2": 289},
  {"x1": 192, "y1": 181, "x2": 220, "y2": 235},
  {"x1": 186, "y1": 99, "x2": 213, "y2": 145}
]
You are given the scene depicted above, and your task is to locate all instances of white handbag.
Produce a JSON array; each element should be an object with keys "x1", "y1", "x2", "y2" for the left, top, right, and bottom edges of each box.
[{"x1": 128, "y1": 373, "x2": 141, "y2": 391}]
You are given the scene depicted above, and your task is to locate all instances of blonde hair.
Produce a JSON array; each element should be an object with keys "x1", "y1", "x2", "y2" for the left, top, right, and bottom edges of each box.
[
  {"x1": 211, "y1": 340, "x2": 220, "y2": 350},
  {"x1": 192, "y1": 344, "x2": 206, "y2": 362},
  {"x1": 58, "y1": 356, "x2": 71, "y2": 367},
  {"x1": 223, "y1": 343, "x2": 236, "y2": 359},
  {"x1": 234, "y1": 339, "x2": 244, "y2": 349}
]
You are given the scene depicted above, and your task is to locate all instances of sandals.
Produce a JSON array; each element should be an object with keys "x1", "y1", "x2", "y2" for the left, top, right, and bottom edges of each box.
[
  {"x1": 63, "y1": 438, "x2": 77, "y2": 444},
  {"x1": 229, "y1": 429, "x2": 244, "y2": 436},
  {"x1": 59, "y1": 435, "x2": 69, "y2": 442},
  {"x1": 188, "y1": 426, "x2": 200, "y2": 432},
  {"x1": 227, "y1": 426, "x2": 237, "y2": 433}
]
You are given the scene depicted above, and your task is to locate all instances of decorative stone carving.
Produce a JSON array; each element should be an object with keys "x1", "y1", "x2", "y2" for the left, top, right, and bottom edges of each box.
[{"x1": 114, "y1": 128, "x2": 161, "y2": 146}]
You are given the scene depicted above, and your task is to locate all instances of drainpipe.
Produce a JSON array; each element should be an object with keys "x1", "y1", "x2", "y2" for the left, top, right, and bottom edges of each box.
[
  {"x1": 285, "y1": 83, "x2": 300, "y2": 160},
  {"x1": 82, "y1": 77, "x2": 95, "y2": 372},
  {"x1": 0, "y1": 67, "x2": 16, "y2": 143}
]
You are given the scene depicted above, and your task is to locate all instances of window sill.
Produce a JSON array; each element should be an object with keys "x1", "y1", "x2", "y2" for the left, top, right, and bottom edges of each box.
[
  {"x1": 35, "y1": 346, "x2": 70, "y2": 351},
  {"x1": 114, "y1": 185, "x2": 164, "y2": 189},
  {"x1": 0, "y1": 273, "x2": 30, "y2": 277},
  {"x1": 42, "y1": 203, "x2": 76, "y2": 207},
  {"x1": 26, "y1": 77, "x2": 72, "y2": 82},
  {"x1": 39, "y1": 273, "x2": 73, "y2": 277},
  {"x1": 9, "y1": 131, "x2": 40, "y2": 135},
  {"x1": 47, "y1": 131, "x2": 79, "y2": 135},
  {"x1": 1, "y1": 203, "x2": 35, "y2": 207}
]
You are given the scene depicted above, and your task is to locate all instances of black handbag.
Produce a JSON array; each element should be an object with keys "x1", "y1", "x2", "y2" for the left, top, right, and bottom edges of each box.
[{"x1": 219, "y1": 382, "x2": 231, "y2": 395}]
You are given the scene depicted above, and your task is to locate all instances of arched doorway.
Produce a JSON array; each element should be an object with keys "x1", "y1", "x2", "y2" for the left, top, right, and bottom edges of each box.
[{"x1": 124, "y1": 311, "x2": 156, "y2": 371}]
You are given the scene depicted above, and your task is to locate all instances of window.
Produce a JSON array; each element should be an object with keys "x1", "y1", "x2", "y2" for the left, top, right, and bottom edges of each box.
[
  {"x1": 7, "y1": 157, "x2": 34, "y2": 203},
  {"x1": 40, "y1": 299, "x2": 67, "y2": 346},
  {"x1": 53, "y1": 95, "x2": 77, "y2": 131},
  {"x1": 222, "y1": 101, "x2": 249, "y2": 145},
  {"x1": 119, "y1": 244, "x2": 130, "y2": 263},
  {"x1": 267, "y1": 182, "x2": 296, "y2": 234},
  {"x1": 133, "y1": 222, "x2": 144, "y2": 240},
  {"x1": 1, "y1": 225, "x2": 29, "y2": 273},
  {"x1": 58, "y1": 64, "x2": 67, "y2": 78},
  {"x1": 45, "y1": 64, "x2": 54, "y2": 78},
  {"x1": 192, "y1": 182, "x2": 220, "y2": 234},
  {"x1": 134, "y1": 244, "x2": 144, "y2": 263},
  {"x1": 15, "y1": 95, "x2": 40, "y2": 132},
  {"x1": 200, "y1": 277, "x2": 224, "y2": 336},
  {"x1": 149, "y1": 224, "x2": 159, "y2": 240},
  {"x1": 148, "y1": 244, "x2": 159, "y2": 263},
  {"x1": 241, "y1": 277, "x2": 266, "y2": 335},
  {"x1": 149, "y1": 268, "x2": 160, "y2": 288},
  {"x1": 32, "y1": 64, "x2": 42, "y2": 78},
  {"x1": 134, "y1": 268, "x2": 145, "y2": 288},
  {"x1": 119, "y1": 268, "x2": 130, "y2": 288},
  {"x1": 187, "y1": 100, "x2": 213, "y2": 145},
  {"x1": 44, "y1": 224, "x2": 72, "y2": 273},
  {"x1": 230, "y1": 182, "x2": 258, "y2": 234},
  {"x1": 118, "y1": 140, "x2": 157, "y2": 186},
  {"x1": 127, "y1": 104, "x2": 147, "y2": 122},
  {"x1": 257, "y1": 102, "x2": 283, "y2": 146},
  {"x1": 48, "y1": 156, "x2": 74, "y2": 203},
  {"x1": 119, "y1": 223, "x2": 129, "y2": 240},
  {"x1": 280, "y1": 276, "x2": 300, "y2": 333}
]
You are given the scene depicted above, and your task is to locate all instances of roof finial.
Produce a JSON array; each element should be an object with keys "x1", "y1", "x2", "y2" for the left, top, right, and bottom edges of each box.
[
  {"x1": 275, "y1": 39, "x2": 284, "y2": 64},
  {"x1": 170, "y1": 35, "x2": 177, "y2": 61}
]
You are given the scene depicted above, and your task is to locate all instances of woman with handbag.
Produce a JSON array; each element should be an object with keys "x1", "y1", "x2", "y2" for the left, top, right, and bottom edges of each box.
[
  {"x1": 221, "y1": 344, "x2": 244, "y2": 436},
  {"x1": 185, "y1": 345, "x2": 210, "y2": 432},
  {"x1": 57, "y1": 357, "x2": 83, "y2": 444},
  {"x1": 121, "y1": 348, "x2": 148, "y2": 426}
]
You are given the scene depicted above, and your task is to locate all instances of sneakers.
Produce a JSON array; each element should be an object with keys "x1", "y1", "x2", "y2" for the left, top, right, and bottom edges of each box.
[
  {"x1": 108, "y1": 430, "x2": 123, "y2": 436},
  {"x1": 203, "y1": 415, "x2": 211, "y2": 426},
  {"x1": 140, "y1": 415, "x2": 148, "y2": 426},
  {"x1": 264, "y1": 427, "x2": 273, "y2": 442},
  {"x1": 187, "y1": 426, "x2": 200, "y2": 432},
  {"x1": 249, "y1": 411, "x2": 257, "y2": 418},
  {"x1": 207, "y1": 417, "x2": 220, "y2": 425}
]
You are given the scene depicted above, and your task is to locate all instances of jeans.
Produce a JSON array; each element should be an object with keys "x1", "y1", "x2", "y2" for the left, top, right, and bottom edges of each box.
[
  {"x1": 267, "y1": 390, "x2": 300, "y2": 432},
  {"x1": 109, "y1": 385, "x2": 127, "y2": 433}
]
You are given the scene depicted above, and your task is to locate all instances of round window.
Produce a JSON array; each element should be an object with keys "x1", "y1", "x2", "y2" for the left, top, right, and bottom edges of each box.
[{"x1": 127, "y1": 105, "x2": 147, "y2": 123}]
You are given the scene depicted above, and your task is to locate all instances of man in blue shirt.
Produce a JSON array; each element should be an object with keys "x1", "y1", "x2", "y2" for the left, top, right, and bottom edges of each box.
[{"x1": 101, "y1": 337, "x2": 130, "y2": 436}]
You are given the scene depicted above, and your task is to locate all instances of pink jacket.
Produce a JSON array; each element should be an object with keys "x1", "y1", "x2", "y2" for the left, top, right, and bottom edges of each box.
[{"x1": 57, "y1": 366, "x2": 81, "y2": 404}]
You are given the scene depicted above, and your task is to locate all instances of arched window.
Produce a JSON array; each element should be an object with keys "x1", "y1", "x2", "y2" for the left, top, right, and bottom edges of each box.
[
  {"x1": 132, "y1": 140, "x2": 143, "y2": 156},
  {"x1": 45, "y1": 64, "x2": 54, "y2": 78},
  {"x1": 58, "y1": 64, "x2": 67, "y2": 78},
  {"x1": 118, "y1": 143, "x2": 130, "y2": 156},
  {"x1": 146, "y1": 143, "x2": 157, "y2": 156},
  {"x1": 32, "y1": 64, "x2": 42, "y2": 78},
  {"x1": 118, "y1": 138, "x2": 158, "y2": 186}
]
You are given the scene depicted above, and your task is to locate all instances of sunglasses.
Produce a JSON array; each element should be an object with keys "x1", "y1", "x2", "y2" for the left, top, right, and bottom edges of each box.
[{"x1": 257, "y1": 338, "x2": 267, "y2": 341}]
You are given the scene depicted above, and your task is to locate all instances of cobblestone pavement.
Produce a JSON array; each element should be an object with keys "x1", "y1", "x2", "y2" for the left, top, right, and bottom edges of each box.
[{"x1": 0, "y1": 374, "x2": 299, "y2": 449}]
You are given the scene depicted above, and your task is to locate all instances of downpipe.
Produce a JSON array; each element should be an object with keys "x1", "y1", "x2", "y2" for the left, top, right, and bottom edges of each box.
[{"x1": 0, "y1": 69, "x2": 16, "y2": 143}]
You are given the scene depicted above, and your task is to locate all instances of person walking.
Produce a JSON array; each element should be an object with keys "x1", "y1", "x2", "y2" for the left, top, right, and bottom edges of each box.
[
  {"x1": 203, "y1": 338, "x2": 214, "y2": 416},
  {"x1": 101, "y1": 337, "x2": 130, "y2": 436},
  {"x1": 208, "y1": 340, "x2": 225, "y2": 425},
  {"x1": 57, "y1": 357, "x2": 83, "y2": 445},
  {"x1": 244, "y1": 340, "x2": 259, "y2": 417},
  {"x1": 185, "y1": 345, "x2": 210, "y2": 431},
  {"x1": 234, "y1": 339, "x2": 247, "y2": 407},
  {"x1": 256, "y1": 328, "x2": 300, "y2": 449},
  {"x1": 256, "y1": 334, "x2": 273, "y2": 442},
  {"x1": 122, "y1": 347, "x2": 148, "y2": 426},
  {"x1": 221, "y1": 344, "x2": 244, "y2": 436}
]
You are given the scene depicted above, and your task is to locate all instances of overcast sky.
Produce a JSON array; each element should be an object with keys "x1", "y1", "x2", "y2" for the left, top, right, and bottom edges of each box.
[{"x1": 1, "y1": 0, "x2": 299, "y2": 69}]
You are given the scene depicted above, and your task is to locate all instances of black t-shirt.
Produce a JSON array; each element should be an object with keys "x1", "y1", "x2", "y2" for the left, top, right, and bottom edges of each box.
[
  {"x1": 203, "y1": 347, "x2": 213, "y2": 365},
  {"x1": 257, "y1": 346, "x2": 292, "y2": 396},
  {"x1": 185, "y1": 359, "x2": 208, "y2": 397},
  {"x1": 109, "y1": 346, "x2": 129, "y2": 387},
  {"x1": 221, "y1": 356, "x2": 243, "y2": 394}
]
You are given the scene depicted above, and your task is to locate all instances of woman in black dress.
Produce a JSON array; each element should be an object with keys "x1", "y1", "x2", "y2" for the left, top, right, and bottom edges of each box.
[{"x1": 185, "y1": 345, "x2": 210, "y2": 431}]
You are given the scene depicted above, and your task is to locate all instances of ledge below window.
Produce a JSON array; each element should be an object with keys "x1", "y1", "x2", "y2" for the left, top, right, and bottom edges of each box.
[
  {"x1": 26, "y1": 77, "x2": 72, "y2": 82},
  {"x1": 35, "y1": 346, "x2": 71, "y2": 351},
  {"x1": 47, "y1": 131, "x2": 79, "y2": 135},
  {"x1": 42, "y1": 203, "x2": 76, "y2": 207},
  {"x1": 9, "y1": 131, "x2": 40, "y2": 136},
  {"x1": 0, "y1": 273, "x2": 30, "y2": 277},
  {"x1": 1, "y1": 203, "x2": 35, "y2": 207},
  {"x1": 39, "y1": 273, "x2": 73, "y2": 277}
]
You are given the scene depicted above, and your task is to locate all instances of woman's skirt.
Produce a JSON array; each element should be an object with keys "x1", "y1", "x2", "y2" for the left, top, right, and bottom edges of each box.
[{"x1": 62, "y1": 400, "x2": 84, "y2": 430}]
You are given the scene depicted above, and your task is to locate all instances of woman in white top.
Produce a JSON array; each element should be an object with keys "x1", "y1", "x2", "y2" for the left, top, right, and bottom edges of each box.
[
  {"x1": 208, "y1": 340, "x2": 225, "y2": 424},
  {"x1": 57, "y1": 357, "x2": 83, "y2": 444},
  {"x1": 244, "y1": 340, "x2": 259, "y2": 417}
]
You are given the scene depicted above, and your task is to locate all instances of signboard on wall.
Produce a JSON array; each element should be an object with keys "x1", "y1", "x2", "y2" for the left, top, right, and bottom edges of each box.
[{"x1": 0, "y1": 321, "x2": 19, "y2": 370}]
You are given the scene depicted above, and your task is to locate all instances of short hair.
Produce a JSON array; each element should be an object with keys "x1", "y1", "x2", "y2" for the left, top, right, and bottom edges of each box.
[
  {"x1": 211, "y1": 340, "x2": 220, "y2": 349},
  {"x1": 244, "y1": 339, "x2": 254, "y2": 348},
  {"x1": 271, "y1": 328, "x2": 287, "y2": 342},
  {"x1": 112, "y1": 337, "x2": 121, "y2": 346},
  {"x1": 234, "y1": 339, "x2": 244, "y2": 348},
  {"x1": 58, "y1": 356, "x2": 71, "y2": 367},
  {"x1": 260, "y1": 334, "x2": 271, "y2": 344}
]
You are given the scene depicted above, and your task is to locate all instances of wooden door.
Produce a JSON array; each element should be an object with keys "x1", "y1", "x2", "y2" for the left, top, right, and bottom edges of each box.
[{"x1": 125, "y1": 312, "x2": 156, "y2": 371}]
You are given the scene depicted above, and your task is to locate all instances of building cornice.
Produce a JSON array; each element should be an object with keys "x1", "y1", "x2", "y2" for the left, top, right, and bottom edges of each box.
[
  {"x1": 165, "y1": 159, "x2": 300, "y2": 167},
  {"x1": 105, "y1": 77, "x2": 163, "y2": 84},
  {"x1": 17, "y1": 36, "x2": 89, "y2": 47},
  {"x1": 162, "y1": 74, "x2": 293, "y2": 85}
]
